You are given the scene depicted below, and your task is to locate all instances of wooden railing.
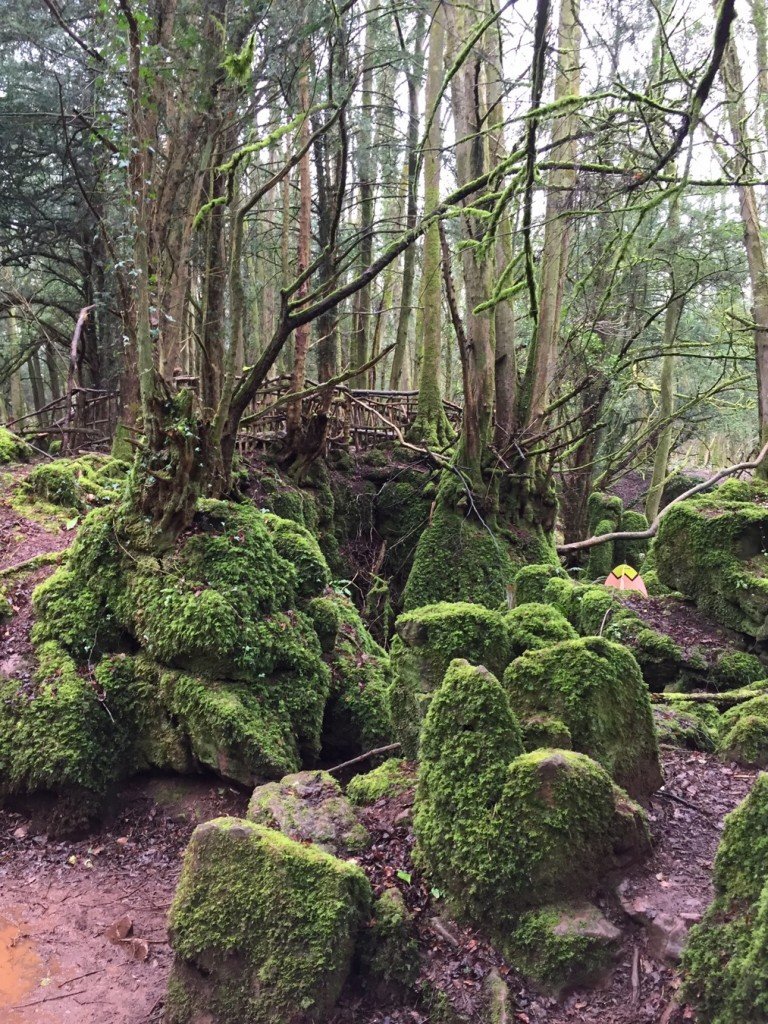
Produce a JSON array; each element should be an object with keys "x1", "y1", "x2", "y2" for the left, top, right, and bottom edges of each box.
[{"x1": 3, "y1": 377, "x2": 462, "y2": 454}]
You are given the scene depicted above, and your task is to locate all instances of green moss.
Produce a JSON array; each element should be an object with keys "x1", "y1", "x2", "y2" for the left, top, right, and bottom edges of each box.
[
  {"x1": 586, "y1": 520, "x2": 616, "y2": 581},
  {"x1": 682, "y1": 775, "x2": 768, "y2": 1023},
  {"x1": 503, "y1": 603, "x2": 578, "y2": 658},
  {"x1": 0, "y1": 642, "x2": 139, "y2": 826},
  {"x1": 166, "y1": 818, "x2": 371, "y2": 1024},
  {"x1": 390, "y1": 602, "x2": 511, "y2": 757},
  {"x1": 246, "y1": 770, "x2": 370, "y2": 856},
  {"x1": 346, "y1": 759, "x2": 412, "y2": 806},
  {"x1": 503, "y1": 636, "x2": 662, "y2": 799},
  {"x1": 718, "y1": 696, "x2": 768, "y2": 767},
  {"x1": 357, "y1": 887, "x2": 419, "y2": 993},
  {"x1": 413, "y1": 660, "x2": 646, "y2": 927},
  {"x1": 262, "y1": 513, "x2": 330, "y2": 602},
  {"x1": 653, "y1": 705, "x2": 717, "y2": 751},
  {"x1": 587, "y1": 492, "x2": 623, "y2": 535},
  {"x1": 19, "y1": 455, "x2": 129, "y2": 512},
  {"x1": 317, "y1": 593, "x2": 393, "y2": 759},
  {"x1": 0, "y1": 426, "x2": 31, "y2": 464},
  {"x1": 514, "y1": 563, "x2": 569, "y2": 606},
  {"x1": 520, "y1": 714, "x2": 573, "y2": 751},
  {"x1": 375, "y1": 474, "x2": 433, "y2": 599},
  {"x1": 413, "y1": 659, "x2": 524, "y2": 922},
  {"x1": 712, "y1": 652, "x2": 766, "y2": 691},
  {"x1": 655, "y1": 484, "x2": 768, "y2": 639},
  {"x1": 616, "y1": 509, "x2": 649, "y2": 569},
  {"x1": 307, "y1": 596, "x2": 341, "y2": 653},
  {"x1": 505, "y1": 902, "x2": 620, "y2": 994}
]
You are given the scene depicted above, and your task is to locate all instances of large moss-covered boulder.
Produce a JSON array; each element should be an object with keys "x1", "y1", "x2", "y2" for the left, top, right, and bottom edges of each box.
[
  {"x1": 390, "y1": 602, "x2": 512, "y2": 757},
  {"x1": 0, "y1": 426, "x2": 31, "y2": 464},
  {"x1": 654, "y1": 481, "x2": 768, "y2": 641},
  {"x1": 414, "y1": 660, "x2": 649, "y2": 928},
  {"x1": 5, "y1": 498, "x2": 391, "y2": 818},
  {"x1": 166, "y1": 817, "x2": 372, "y2": 1024},
  {"x1": 247, "y1": 770, "x2": 369, "y2": 857},
  {"x1": 403, "y1": 473, "x2": 555, "y2": 612},
  {"x1": 503, "y1": 636, "x2": 662, "y2": 799},
  {"x1": 682, "y1": 775, "x2": 768, "y2": 1023}
]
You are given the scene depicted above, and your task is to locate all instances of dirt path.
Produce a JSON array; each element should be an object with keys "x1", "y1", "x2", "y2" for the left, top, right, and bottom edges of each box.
[{"x1": 0, "y1": 779, "x2": 247, "y2": 1024}]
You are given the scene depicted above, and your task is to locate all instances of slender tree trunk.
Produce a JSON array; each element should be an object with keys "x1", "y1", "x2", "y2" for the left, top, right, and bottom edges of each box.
[
  {"x1": 521, "y1": 0, "x2": 581, "y2": 429},
  {"x1": 721, "y1": 32, "x2": 768, "y2": 475},
  {"x1": 389, "y1": 10, "x2": 425, "y2": 390},
  {"x1": 410, "y1": 2, "x2": 452, "y2": 447}
]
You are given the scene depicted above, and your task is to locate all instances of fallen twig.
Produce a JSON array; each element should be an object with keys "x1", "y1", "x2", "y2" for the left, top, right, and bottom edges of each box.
[
  {"x1": 327, "y1": 742, "x2": 402, "y2": 775},
  {"x1": 8, "y1": 988, "x2": 87, "y2": 1010}
]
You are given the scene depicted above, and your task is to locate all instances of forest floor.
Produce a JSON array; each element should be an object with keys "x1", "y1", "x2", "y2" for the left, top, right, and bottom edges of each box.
[
  {"x1": 0, "y1": 750, "x2": 755, "y2": 1024},
  {"x1": 0, "y1": 468, "x2": 759, "y2": 1023}
]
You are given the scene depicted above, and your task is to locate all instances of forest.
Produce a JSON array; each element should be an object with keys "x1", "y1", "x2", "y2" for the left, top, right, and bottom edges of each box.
[{"x1": 4, "y1": 0, "x2": 768, "y2": 1020}]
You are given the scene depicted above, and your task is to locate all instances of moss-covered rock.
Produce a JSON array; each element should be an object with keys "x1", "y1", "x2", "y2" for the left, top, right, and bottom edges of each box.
[
  {"x1": 10, "y1": 498, "x2": 390, "y2": 812},
  {"x1": 403, "y1": 473, "x2": 555, "y2": 612},
  {"x1": 519, "y1": 714, "x2": 573, "y2": 752},
  {"x1": 711, "y1": 651, "x2": 766, "y2": 691},
  {"x1": 315, "y1": 593, "x2": 393, "y2": 761},
  {"x1": 390, "y1": 602, "x2": 512, "y2": 757},
  {"x1": 513, "y1": 563, "x2": 569, "y2": 606},
  {"x1": 166, "y1": 817, "x2": 372, "y2": 1024},
  {"x1": 19, "y1": 454, "x2": 128, "y2": 512},
  {"x1": 356, "y1": 887, "x2": 419, "y2": 996},
  {"x1": 654, "y1": 482, "x2": 768, "y2": 640},
  {"x1": 717, "y1": 696, "x2": 768, "y2": 767},
  {"x1": 653, "y1": 705, "x2": 717, "y2": 751},
  {"x1": 615, "y1": 510, "x2": 650, "y2": 569},
  {"x1": 503, "y1": 636, "x2": 662, "y2": 799},
  {"x1": 0, "y1": 427, "x2": 31, "y2": 464},
  {"x1": 346, "y1": 759, "x2": 412, "y2": 806},
  {"x1": 503, "y1": 603, "x2": 578, "y2": 659},
  {"x1": 586, "y1": 520, "x2": 616, "y2": 581},
  {"x1": 504, "y1": 901, "x2": 621, "y2": 995},
  {"x1": 414, "y1": 660, "x2": 649, "y2": 928},
  {"x1": 247, "y1": 770, "x2": 369, "y2": 856},
  {"x1": 587, "y1": 492, "x2": 623, "y2": 536},
  {"x1": 682, "y1": 775, "x2": 768, "y2": 1023}
]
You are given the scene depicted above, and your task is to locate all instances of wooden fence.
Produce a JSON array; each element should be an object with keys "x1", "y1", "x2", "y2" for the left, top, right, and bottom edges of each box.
[{"x1": 3, "y1": 377, "x2": 462, "y2": 455}]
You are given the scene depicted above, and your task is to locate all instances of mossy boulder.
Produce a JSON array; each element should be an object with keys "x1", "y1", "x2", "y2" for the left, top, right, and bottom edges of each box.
[
  {"x1": 357, "y1": 887, "x2": 419, "y2": 996},
  {"x1": 346, "y1": 759, "x2": 412, "y2": 806},
  {"x1": 390, "y1": 602, "x2": 512, "y2": 757},
  {"x1": 414, "y1": 660, "x2": 649, "y2": 928},
  {"x1": 247, "y1": 770, "x2": 369, "y2": 857},
  {"x1": 711, "y1": 651, "x2": 765, "y2": 691},
  {"x1": 9, "y1": 498, "x2": 391, "y2": 814},
  {"x1": 513, "y1": 564, "x2": 569, "y2": 606},
  {"x1": 587, "y1": 492, "x2": 623, "y2": 535},
  {"x1": 166, "y1": 817, "x2": 372, "y2": 1024},
  {"x1": 653, "y1": 705, "x2": 717, "y2": 752},
  {"x1": 19, "y1": 454, "x2": 128, "y2": 511},
  {"x1": 503, "y1": 636, "x2": 662, "y2": 799},
  {"x1": 682, "y1": 774, "x2": 768, "y2": 1023},
  {"x1": 654, "y1": 482, "x2": 768, "y2": 640},
  {"x1": 313, "y1": 593, "x2": 393, "y2": 761},
  {"x1": 615, "y1": 510, "x2": 650, "y2": 569},
  {"x1": 504, "y1": 901, "x2": 621, "y2": 996},
  {"x1": 586, "y1": 520, "x2": 616, "y2": 581},
  {"x1": 0, "y1": 427, "x2": 31, "y2": 464},
  {"x1": 717, "y1": 696, "x2": 768, "y2": 767},
  {"x1": 503, "y1": 603, "x2": 578, "y2": 659},
  {"x1": 403, "y1": 472, "x2": 555, "y2": 612}
]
